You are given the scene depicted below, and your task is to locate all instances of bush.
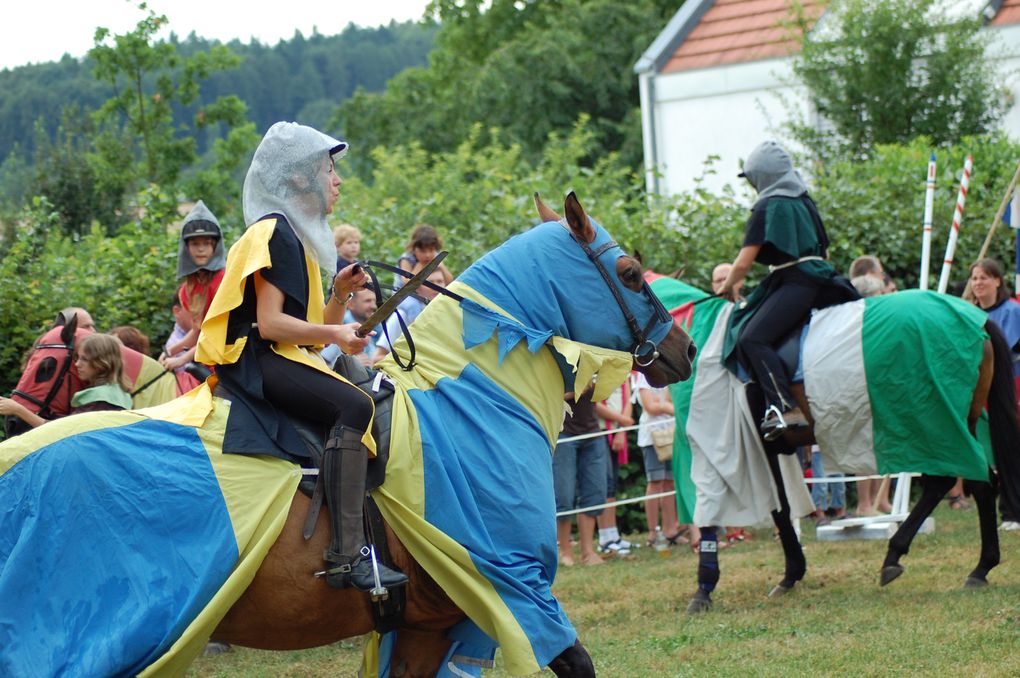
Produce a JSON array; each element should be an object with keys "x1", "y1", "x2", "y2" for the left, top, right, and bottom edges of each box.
[
  {"x1": 0, "y1": 189, "x2": 180, "y2": 393},
  {"x1": 812, "y1": 134, "x2": 1020, "y2": 289}
]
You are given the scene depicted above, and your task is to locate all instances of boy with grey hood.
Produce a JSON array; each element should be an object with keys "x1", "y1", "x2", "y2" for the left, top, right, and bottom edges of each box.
[{"x1": 161, "y1": 200, "x2": 227, "y2": 372}]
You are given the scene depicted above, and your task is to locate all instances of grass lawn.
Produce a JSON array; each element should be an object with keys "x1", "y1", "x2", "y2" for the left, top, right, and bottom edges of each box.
[{"x1": 187, "y1": 504, "x2": 1020, "y2": 677}]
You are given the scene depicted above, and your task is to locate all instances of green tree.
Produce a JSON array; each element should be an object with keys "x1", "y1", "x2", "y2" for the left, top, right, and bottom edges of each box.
[
  {"x1": 338, "y1": 0, "x2": 679, "y2": 176},
  {"x1": 87, "y1": 3, "x2": 250, "y2": 216},
  {"x1": 790, "y1": 0, "x2": 1004, "y2": 160}
]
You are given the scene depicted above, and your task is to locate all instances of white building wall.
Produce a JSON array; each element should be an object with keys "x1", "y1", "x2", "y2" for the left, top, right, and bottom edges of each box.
[
  {"x1": 989, "y1": 23, "x2": 1020, "y2": 139},
  {"x1": 649, "y1": 22, "x2": 1020, "y2": 198},
  {"x1": 648, "y1": 58, "x2": 812, "y2": 196}
]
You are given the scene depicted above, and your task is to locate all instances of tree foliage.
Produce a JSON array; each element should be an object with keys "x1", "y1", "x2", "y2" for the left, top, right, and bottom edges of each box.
[
  {"x1": 790, "y1": 0, "x2": 1004, "y2": 160},
  {"x1": 338, "y1": 0, "x2": 678, "y2": 174},
  {"x1": 812, "y1": 134, "x2": 1020, "y2": 291}
]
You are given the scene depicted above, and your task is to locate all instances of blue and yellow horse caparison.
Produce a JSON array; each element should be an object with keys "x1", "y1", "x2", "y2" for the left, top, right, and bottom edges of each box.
[{"x1": 0, "y1": 191, "x2": 694, "y2": 678}]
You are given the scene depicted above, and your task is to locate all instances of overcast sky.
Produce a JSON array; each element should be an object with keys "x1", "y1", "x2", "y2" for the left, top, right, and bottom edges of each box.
[{"x1": 1, "y1": 0, "x2": 432, "y2": 70}]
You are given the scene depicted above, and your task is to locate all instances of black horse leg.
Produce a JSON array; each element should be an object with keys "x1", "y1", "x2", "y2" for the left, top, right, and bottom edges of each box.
[
  {"x1": 963, "y1": 478, "x2": 1000, "y2": 588},
  {"x1": 548, "y1": 639, "x2": 595, "y2": 678},
  {"x1": 764, "y1": 450, "x2": 806, "y2": 596},
  {"x1": 880, "y1": 474, "x2": 955, "y2": 585},
  {"x1": 686, "y1": 526, "x2": 719, "y2": 614}
]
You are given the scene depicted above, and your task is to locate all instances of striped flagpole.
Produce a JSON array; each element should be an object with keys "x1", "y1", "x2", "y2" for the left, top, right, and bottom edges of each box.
[
  {"x1": 937, "y1": 155, "x2": 973, "y2": 294},
  {"x1": 919, "y1": 152, "x2": 936, "y2": 290}
]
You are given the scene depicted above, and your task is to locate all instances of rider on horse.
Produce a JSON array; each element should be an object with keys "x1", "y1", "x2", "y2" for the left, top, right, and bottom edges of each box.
[
  {"x1": 716, "y1": 141, "x2": 859, "y2": 440},
  {"x1": 195, "y1": 122, "x2": 408, "y2": 592}
]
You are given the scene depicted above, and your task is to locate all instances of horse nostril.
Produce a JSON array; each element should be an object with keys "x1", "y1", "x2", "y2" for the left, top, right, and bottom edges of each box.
[{"x1": 687, "y1": 342, "x2": 698, "y2": 362}]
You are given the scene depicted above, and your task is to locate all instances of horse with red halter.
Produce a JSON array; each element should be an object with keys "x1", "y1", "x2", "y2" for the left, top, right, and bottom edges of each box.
[
  {"x1": 3, "y1": 312, "x2": 185, "y2": 438},
  {"x1": 649, "y1": 275, "x2": 1020, "y2": 614},
  {"x1": 0, "y1": 192, "x2": 695, "y2": 677}
]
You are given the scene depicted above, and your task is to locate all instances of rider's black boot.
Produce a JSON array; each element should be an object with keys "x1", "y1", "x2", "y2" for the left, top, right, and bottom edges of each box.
[{"x1": 321, "y1": 424, "x2": 408, "y2": 591}]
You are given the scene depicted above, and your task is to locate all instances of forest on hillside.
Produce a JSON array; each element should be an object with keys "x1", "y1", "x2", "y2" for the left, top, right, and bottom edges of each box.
[{"x1": 0, "y1": 19, "x2": 437, "y2": 162}]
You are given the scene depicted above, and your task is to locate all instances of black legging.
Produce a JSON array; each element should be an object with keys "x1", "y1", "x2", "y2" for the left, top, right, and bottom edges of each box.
[
  {"x1": 258, "y1": 349, "x2": 373, "y2": 430},
  {"x1": 737, "y1": 278, "x2": 818, "y2": 411}
]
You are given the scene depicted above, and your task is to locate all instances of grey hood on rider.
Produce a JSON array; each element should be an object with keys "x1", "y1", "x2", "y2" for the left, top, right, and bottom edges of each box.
[
  {"x1": 739, "y1": 141, "x2": 808, "y2": 209},
  {"x1": 242, "y1": 121, "x2": 348, "y2": 274}
]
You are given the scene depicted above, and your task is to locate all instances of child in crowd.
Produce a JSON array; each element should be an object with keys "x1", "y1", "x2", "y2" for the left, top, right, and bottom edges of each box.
[
  {"x1": 0, "y1": 334, "x2": 132, "y2": 427},
  {"x1": 162, "y1": 295, "x2": 193, "y2": 373},
  {"x1": 395, "y1": 224, "x2": 454, "y2": 289},
  {"x1": 108, "y1": 325, "x2": 150, "y2": 356},
  {"x1": 596, "y1": 378, "x2": 636, "y2": 556},
  {"x1": 334, "y1": 223, "x2": 362, "y2": 271},
  {"x1": 160, "y1": 201, "x2": 226, "y2": 372}
]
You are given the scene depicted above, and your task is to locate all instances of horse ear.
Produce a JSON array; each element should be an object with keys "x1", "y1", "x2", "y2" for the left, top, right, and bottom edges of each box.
[
  {"x1": 533, "y1": 192, "x2": 561, "y2": 223},
  {"x1": 564, "y1": 191, "x2": 595, "y2": 244},
  {"x1": 60, "y1": 313, "x2": 78, "y2": 345}
]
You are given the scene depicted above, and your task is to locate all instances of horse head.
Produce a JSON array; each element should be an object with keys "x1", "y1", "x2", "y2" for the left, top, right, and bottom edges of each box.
[
  {"x1": 473, "y1": 190, "x2": 694, "y2": 387},
  {"x1": 56, "y1": 310, "x2": 79, "y2": 345}
]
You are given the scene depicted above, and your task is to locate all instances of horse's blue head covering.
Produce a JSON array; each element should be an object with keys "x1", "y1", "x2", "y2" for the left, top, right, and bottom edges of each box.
[{"x1": 458, "y1": 219, "x2": 673, "y2": 353}]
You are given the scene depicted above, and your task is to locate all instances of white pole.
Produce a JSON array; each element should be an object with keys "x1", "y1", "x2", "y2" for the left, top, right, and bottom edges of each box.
[
  {"x1": 937, "y1": 155, "x2": 973, "y2": 294},
  {"x1": 920, "y1": 152, "x2": 936, "y2": 290}
]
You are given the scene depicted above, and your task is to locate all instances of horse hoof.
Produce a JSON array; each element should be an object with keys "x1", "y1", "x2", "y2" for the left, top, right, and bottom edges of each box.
[
  {"x1": 879, "y1": 565, "x2": 904, "y2": 586},
  {"x1": 964, "y1": 576, "x2": 988, "y2": 589},
  {"x1": 685, "y1": 593, "x2": 713, "y2": 615},
  {"x1": 768, "y1": 582, "x2": 793, "y2": 598}
]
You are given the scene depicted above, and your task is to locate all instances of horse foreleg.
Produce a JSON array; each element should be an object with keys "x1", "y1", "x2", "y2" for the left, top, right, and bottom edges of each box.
[
  {"x1": 686, "y1": 526, "x2": 719, "y2": 614},
  {"x1": 963, "y1": 478, "x2": 1000, "y2": 588},
  {"x1": 548, "y1": 639, "x2": 595, "y2": 678},
  {"x1": 881, "y1": 474, "x2": 954, "y2": 586},
  {"x1": 764, "y1": 450, "x2": 805, "y2": 597}
]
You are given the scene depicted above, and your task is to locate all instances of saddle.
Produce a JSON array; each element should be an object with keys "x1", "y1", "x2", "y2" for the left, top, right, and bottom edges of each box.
[{"x1": 215, "y1": 355, "x2": 405, "y2": 627}]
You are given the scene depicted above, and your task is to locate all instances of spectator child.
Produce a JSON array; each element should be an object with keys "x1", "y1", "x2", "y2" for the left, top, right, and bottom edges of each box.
[
  {"x1": 595, "y1": 378, "x2": 635, "y2": 556},
  {"x1": 395, "y1": 224, "x2": 454, "y2": 289},
  {"x1": 334, "y1": 223, "x2": 361, "y2": 271},
  {"x1": 161, "y1": 201, "x2": 226, "y2": 372},
  {"x1": 109, "y1": 325, "x2": 150, "y2": 356}
]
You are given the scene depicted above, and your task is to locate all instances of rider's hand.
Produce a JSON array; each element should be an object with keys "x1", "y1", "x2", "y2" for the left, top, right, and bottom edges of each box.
[
  {"x1": 333, "y1": 263, "x2": 367, "y2": 300},
  {"x1": 718, "y1": 284, "x2": 736, "y2": 302},
  {"x1": 333, "y1": 323, "x2": 373, "y2": 356}
]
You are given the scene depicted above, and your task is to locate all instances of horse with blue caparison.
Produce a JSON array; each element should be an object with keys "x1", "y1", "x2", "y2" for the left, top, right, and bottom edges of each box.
[
  {"x1": 648, "y1": 275, "x2": 1020, "y2": 615},
  {"x1": 0, "y1": 192, "x2": 695, "y2": 678}
]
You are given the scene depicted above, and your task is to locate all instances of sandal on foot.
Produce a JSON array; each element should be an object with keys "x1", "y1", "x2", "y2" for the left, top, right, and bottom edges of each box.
[{"x1": 665, "y1": 532, "x2": 689, "y2": 546}]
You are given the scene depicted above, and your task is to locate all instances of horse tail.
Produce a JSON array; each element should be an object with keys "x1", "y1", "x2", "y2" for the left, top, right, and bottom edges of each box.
[{"x1": 983, "y1": 320, "x2": 1020, "y2": 514}]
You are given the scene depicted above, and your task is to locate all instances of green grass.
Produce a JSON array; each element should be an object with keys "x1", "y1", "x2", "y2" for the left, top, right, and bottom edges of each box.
[{"x1": 187, "y1": 505, "x2": 1020, "y2": 677}]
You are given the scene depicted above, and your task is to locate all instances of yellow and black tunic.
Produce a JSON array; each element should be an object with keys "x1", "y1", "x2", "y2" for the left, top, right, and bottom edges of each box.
[{"x1": 196, "y1": 215, "x2": 375, "y2": 462}]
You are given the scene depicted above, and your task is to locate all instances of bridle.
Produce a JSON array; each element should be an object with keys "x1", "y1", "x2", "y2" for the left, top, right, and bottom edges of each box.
[{"x1": 567, "y1": 229, "x2": 679, "y2": 370}]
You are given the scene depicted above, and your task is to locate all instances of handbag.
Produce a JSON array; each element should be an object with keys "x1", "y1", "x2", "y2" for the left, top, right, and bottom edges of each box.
[{"x1": 650, "y1": 424, "x2": 675, "y2": 462}]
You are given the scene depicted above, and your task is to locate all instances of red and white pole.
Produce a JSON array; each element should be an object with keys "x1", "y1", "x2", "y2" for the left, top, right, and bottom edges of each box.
[
  {"x1": 937, "y1": 155, "x2": 973, "y2": 294},
  {"x1": 919, "y1": 152, "x2": 936, "y2": 290}
]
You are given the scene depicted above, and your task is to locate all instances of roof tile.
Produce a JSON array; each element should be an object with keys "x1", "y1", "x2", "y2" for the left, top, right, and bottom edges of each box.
[{"x1": 662, "y1": 0, "x2": 823, "y2": 73}]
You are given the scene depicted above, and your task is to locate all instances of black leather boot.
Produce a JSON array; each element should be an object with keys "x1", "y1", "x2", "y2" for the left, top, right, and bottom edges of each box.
[{"x1": 321, "y1": 424, "x2": 408, "y2": 591}]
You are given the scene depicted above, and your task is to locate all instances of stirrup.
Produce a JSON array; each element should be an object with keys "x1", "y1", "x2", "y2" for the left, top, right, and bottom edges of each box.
[{"x1": 760, "y1": 405, "x2": 788, "y2": 441}]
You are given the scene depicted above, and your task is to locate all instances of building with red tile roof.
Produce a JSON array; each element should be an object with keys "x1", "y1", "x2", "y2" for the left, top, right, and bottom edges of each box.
[{"x1": 635, "y1": 0, "x2": 1020, "y2": 196}]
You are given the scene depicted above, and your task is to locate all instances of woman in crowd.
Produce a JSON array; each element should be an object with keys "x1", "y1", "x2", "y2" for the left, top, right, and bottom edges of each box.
[{"x1": 967, "y1": 258, "x2": 1020, "y2": 528}]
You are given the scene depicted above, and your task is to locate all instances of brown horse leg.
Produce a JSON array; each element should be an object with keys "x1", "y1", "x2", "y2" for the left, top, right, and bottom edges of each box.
[
  {"x1": 963, "y1": 478, "x2": 1000, "y2": 588},
  {"x1": 548, "y1": 639, "x2": 596, "y2": 678},
  {"x1": 880, "y1": 474, "x2": 955, "y2": 585},
  {"x1": 385, "y1": 627, "x2": 453, "y2": 677}
]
